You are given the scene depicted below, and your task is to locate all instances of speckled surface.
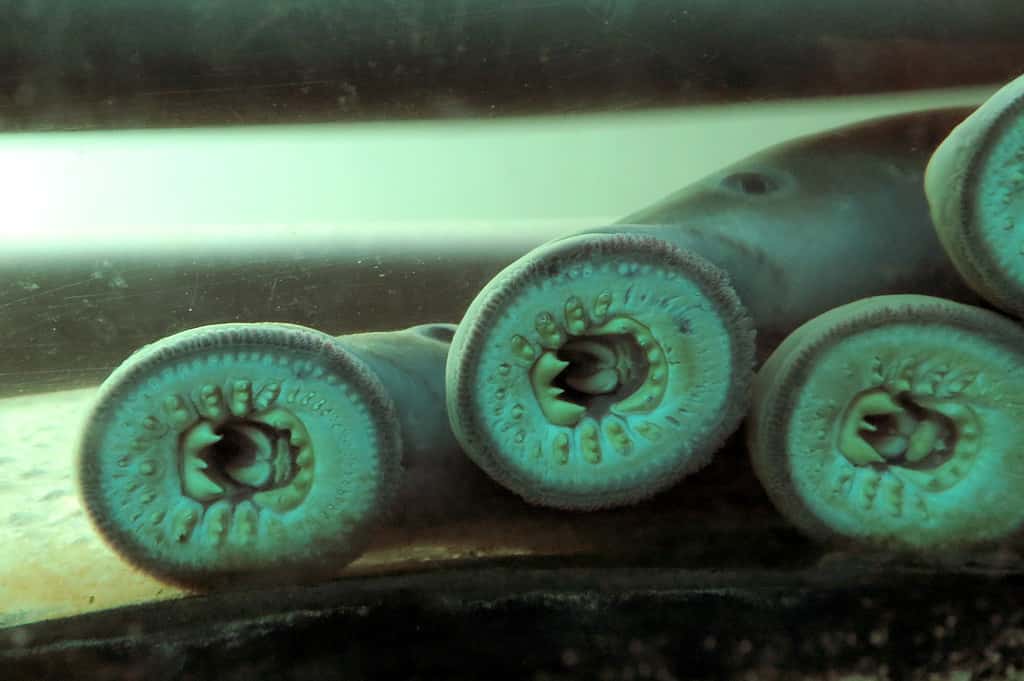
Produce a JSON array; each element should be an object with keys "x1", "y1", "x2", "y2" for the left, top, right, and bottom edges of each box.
[
  {"x1": 0, "y1": 388, "x2": 184, "y2": 626},
  {"x1": 6, "y1": 562, "x2": 1024, "y2": 681}
]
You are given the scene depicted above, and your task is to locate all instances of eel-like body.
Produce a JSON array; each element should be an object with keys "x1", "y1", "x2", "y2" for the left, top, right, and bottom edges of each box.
[{"x1": 447, "y1": 107, "x2": 980, "y2": 511}]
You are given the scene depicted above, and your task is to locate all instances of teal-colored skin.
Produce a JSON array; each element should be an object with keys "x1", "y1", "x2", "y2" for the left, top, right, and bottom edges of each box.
[
  {"x1": 448, "y1": 108, "x2": 981, "y2": 512},
  {"x1": 78, "y1": 322, "x2": 493, "y2": 589},
  {"x1": 926, "y1": 74, "x2": 1024, "y2": 319},
  {"x1": 337, "y1": 324, "x2": 506, "y2": 529},
  {"x1": 601, "y1": 106, "x2": 981, "y2": 353},
  {"x1": 747, "y1": 294, "x2": 1024, "y2": 551}
]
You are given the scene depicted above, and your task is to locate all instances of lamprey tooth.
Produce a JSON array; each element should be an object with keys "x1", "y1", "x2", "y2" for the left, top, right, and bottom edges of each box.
[
  {"x1": 204, "y1": 501, "x2": 232, "y2": 545},
  {"x1": 295, "y1": 447, "x2": 313, "y2": 468},
  {"x1": 592, "y1": 291, "x2": 613, "y2": 322},
  {"x1": 565, "y1": 367, "x2": 618, "y2": 395},
  {"x1": 581, "y1": 422, "x2": 602, "y2": 464},
  {"x1": 905, "y1": 420, "x2": 941, "y2": 463},
  {"x1": 603, "y1": 419, "x2": 633, "y2": 456},
  {"x1": 635, "y1": 421, "x2": 663, "y2": 442},
  {"x1": 511, "y1": 335, "x2": 537, "y2": 362},
  {"x1": 612, "y1": 379, "x2": 664, "y2": 415},
  {"x1": 254, "y1": 382, "x2": 281, "y2": 412},
  {"x1": 141, "y1": 415, "x2": 166, "y2": 437},
  {"x1": 554, "y1": 433, "x2": 571, "y2": 464},
  {"x1": 266, "y1": 517, "x2": 286, "y2": 542},
  {"x1": 181, "y1": 420, "x2": 222, "y2": 450},
  {"x1": 181, "y1": 422, "x2": 225, "y2": 501},
  {"x1": 253, "y1": 486, "x2": 303, "y2": 513},
  {"x1": 873, "y1": 435, "x2": 908, "y2": 459},
  {"x1": 258, "y1": 407, "x2": 297, "y2": 433},
  {"x1": 171, "y1": 506, "x2": 199, "y2": 543},
  {"x1": 530, "y1": 353, "x2": 586, "y2": 426},
  {"x1": 838, "y1": 390, "x2": 904, "y2": 466},
  {"x1": 272, "y1": 438, "x2": 295, "y2": 485},
  {"x1": 885, "y1": 478, "x2": 905, "y2": 518},
  {"x1": 230, "y1": 379, "x2": 253, "y2": 417},
  {"x1": 565, "y1": 296, "x2": 588, "y2": 334},
  {"x1": 230, "y1": 500, "x2": 259, "y2": 545},
  {"x1": 534, "y1": 312, "x2": 564, "y2": 348},
  {"x1": 532, "y1": 353, "x2": 569, "y2": 385},
  {"x1": 293, "y1": 468, "x2": 314, "y2": 492},
  {"x1": 163, "y1": 394, "x2": 195, "y2": 430},
  {"x1": 288, "y1": 428, "x2": 309, "y2": 447},
  {"x1": 197, "y1": 384, "x2": 226, "y2": 420}
]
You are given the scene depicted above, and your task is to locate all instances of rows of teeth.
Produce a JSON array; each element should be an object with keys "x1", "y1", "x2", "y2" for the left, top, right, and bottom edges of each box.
[
  {"x1": 162, "y1": 379, "x2": 285, "y2": 430},
  {"x1": 163, "y1": 497, "x2": 269, "y2": 547},
  {"x1": 593, "y1": 318, "x2": 667, "y2": 416},
  {"x1": 531, "y1": 353, "x2": 587, "y2": 426},
  {"x1": 837, "y1": 389, "x2": 980, "y2": 495},
  {"x1": 522, "y1": 290, "x2": 670, "y2": 430},
  {"x1": 519, "y1": 416, "x2": 671, "y2": 466},
  {"x1": 163, "y1": 381, "x2": 315, "y2": 513}
]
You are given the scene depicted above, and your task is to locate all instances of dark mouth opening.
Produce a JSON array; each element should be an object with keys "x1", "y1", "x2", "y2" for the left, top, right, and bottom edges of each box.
[
  {"x1": 197, "y1": 420, "x2": 294, "y2": 497},
  {"x1": 552, "y1": 333, "x2": 648, "y2": 418},
  {"x1": 859, "y1": 394, "x2": 956, "y2": 470}
]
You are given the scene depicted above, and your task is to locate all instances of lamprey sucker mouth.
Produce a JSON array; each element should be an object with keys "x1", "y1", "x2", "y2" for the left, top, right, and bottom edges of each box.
[
  {"x1": 77, "y1": 323, "x2": 400, "y2": 588},
  {"x1": 446, "y1": 233, "x2": 756, "y2": 509},
  {"x1": 748, "y1": 295, "x2": 1024, "y2": 550}
]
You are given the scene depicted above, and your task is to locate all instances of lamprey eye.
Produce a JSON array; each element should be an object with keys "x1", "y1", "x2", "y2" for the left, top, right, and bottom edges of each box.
[{"x1": 720, "y1": 170, "x2": 780, "y2": 196}]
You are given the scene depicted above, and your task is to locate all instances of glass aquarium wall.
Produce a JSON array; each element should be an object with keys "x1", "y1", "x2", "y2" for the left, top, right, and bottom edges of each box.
[{"x1": 4, "y1": 3, "x2": 1024, "y2": 680}]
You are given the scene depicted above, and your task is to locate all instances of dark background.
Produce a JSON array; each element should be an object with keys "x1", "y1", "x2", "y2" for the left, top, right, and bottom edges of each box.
[
  {"x1": 2, "y1": 0, "x2": 1024, "y2": 131},
  {"x1": 0, "y1": 248, "x2": 527, "y2": 398}
]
